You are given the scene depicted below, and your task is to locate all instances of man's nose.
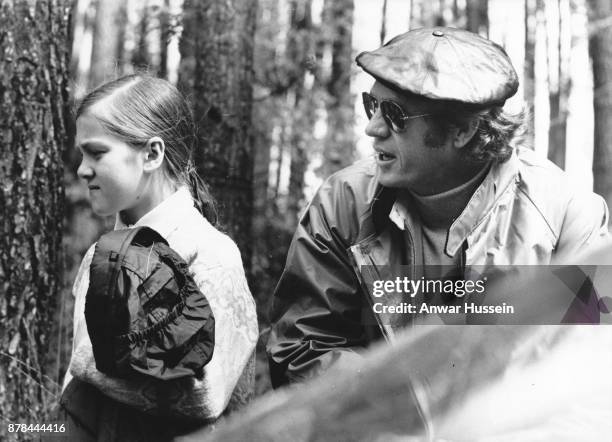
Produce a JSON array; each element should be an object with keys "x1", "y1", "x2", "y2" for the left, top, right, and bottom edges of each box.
[{"x1": 365, "y1": 110, "x2": 390, "y2": 139}]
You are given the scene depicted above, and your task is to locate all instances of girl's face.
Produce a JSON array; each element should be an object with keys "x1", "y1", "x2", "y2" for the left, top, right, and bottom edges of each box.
[{"x1": 75, "y1": 113, "x2": 147, "y2": 221}]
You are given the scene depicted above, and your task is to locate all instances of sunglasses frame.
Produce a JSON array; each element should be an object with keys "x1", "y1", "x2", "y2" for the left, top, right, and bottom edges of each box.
[{"x1": 362, "y1": 92, "x2": 433, "y2": 132}]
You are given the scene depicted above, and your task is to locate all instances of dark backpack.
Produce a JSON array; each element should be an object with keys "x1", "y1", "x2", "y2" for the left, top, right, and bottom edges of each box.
[{"x1": 85, "y1": 226, "x2": 215, "y2": 381}]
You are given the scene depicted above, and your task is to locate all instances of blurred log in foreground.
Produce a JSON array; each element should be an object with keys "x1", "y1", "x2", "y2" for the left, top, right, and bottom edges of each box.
[{"x1": 179, "y1": 244, "x2": 612, "y2": 441}]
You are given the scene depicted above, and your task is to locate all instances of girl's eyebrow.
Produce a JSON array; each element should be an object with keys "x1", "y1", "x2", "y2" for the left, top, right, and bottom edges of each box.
[{"x1": 75, "y1": 141, "x2": 108, "y2": 151}]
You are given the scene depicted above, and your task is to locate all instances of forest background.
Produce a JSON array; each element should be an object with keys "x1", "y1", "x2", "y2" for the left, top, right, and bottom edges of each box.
[{"x1": 1, "y1": 0, "x2": 611, "y2": 438}]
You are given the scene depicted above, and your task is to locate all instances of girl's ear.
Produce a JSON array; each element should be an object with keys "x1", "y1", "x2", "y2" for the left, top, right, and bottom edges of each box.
[{"x1": 143, "y1": 137, "x2": 165, "y2": 172}]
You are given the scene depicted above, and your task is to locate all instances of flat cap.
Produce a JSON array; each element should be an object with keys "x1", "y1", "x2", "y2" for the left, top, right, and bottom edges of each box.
[{"x1": 356, "y1": 27, "x2": 519, "y2": 107}]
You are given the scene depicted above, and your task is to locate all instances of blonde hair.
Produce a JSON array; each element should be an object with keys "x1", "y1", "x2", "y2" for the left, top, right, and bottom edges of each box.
[{"x1": 77, "y1": 74, "x2": 218, "y2": 225}]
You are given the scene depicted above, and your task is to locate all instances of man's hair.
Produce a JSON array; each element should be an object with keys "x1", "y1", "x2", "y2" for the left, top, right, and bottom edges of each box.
[{"x1": 424, "y1": 104, "x2": 528, "y2": 163}]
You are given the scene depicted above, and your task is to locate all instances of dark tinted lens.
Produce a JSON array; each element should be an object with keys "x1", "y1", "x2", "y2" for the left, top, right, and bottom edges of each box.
[
  {"x1": 380, "y1": 100, "x2": 406, "y2": 132},
  {"x1": 362, "y1": 92, "x2": 378, "y2": 119}
]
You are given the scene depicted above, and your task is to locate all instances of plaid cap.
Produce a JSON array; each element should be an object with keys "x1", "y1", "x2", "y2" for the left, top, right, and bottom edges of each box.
[{"x1": 356, "y1": 27, "x2": 519, "y2": 107}]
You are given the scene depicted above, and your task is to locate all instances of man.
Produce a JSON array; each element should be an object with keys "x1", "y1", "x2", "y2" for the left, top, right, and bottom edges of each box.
[{"x1": 266, "y1": 27, "x2": 609, "y2": 388}]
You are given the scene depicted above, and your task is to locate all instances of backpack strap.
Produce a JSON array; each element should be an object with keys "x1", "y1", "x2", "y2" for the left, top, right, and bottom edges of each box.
[{"x1": 96, "y1": 227, "x2": 168, "y2": 298}]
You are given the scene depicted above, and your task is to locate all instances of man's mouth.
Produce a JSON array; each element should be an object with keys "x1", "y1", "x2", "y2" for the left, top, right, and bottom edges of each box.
[
  {"x1": 88, "y1": 185, "x2": 100, "y2": 190},
  {"x1": 375, "y1": 150, "x2": 396, "y2": 162}
]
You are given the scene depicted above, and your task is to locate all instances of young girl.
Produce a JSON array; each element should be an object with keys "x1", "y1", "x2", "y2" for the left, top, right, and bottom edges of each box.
[{"x1": 61, "y1": 74, "x2": 258, "y2": 440}]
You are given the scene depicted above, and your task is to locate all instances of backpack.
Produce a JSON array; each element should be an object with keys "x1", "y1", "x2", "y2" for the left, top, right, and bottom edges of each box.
[{"x1": 85, "y1": 226, "x2": 215, "y2": 381}]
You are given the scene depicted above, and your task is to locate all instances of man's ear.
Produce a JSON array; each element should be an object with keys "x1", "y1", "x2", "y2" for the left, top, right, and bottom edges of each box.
[
  {"x1": 143, "y1": 137, "x2": 165, "y2": 172},
  {"x1": 453, "y1": 118, "x2": 479, "y2": 149}
]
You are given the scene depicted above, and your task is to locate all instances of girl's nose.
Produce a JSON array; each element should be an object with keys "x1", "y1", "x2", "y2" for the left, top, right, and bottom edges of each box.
[
  {"x1": 365, "y1": 110, "x2": 391, "y2": 139},
  {"x1": 77, "y1": 159, "x2": 94, "y2": 180}
]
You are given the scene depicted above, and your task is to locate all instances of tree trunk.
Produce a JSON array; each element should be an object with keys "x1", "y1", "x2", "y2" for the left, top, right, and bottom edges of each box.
[
  {"x1": 587, "y1": 0, "x2": 612, "y2": 213},
  {"x1": 0, "y1": 0, "x2": 70, "y2": 434},
  {"x1": 409, "y1": 0, "x2": 415, "y2": 28},
  {"x1": 524, "y1": 0, "x2": 537, "y2": 147},
  {"x1": 89, "y1": 0, "x2": 121, "y2": 88},
  {"x1": 411, "y1": 0, "x2": 446, "y2": 28},
  {"x1": 179, "y1": 0, "x2": 258, "y2": 267},
  {"x1": 158, "y1": 0, "x2": 170, "y2": 79},
  {"x1": 69, "y1": 0, "x2": 85, "y2": 86},
  {"x1": 71, "y1": 0, "x2": 96, "y2": 98},
  {"x1": 546, "y1": 0, "x2": 570, "y2": 169},
  {"x1": 114, "y1": 1, "x2": 128, "y2": 76},
  {"x1": 286, "y1": 0, "x2": 315, "y2": 224},
  {"x1": 251, "y1": 0, "x2": 279, "y2": 223},
  {"x1": 380, "y1": 0, "x2": 388, "y2": 44},
  {"x1": 320, "y1": 0, "x2": 355, "y2": 178},
  {"x1": 132, "y1": 0, "x2": 152, "y2": 69},
  {"x1": 466, "y1": 0, "x2": 489, "y2": 36}
]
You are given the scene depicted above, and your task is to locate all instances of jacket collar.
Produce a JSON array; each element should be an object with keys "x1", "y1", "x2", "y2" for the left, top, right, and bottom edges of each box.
[
  {"x1": 114, "y1": 186, "x2": 195, "y2": 238},
  {"x1": 446, "y1": 151, "x2": 521, "y2": 255},
  {"x1": 369, "y1": 150, "x2": 521, "y2": 255}
]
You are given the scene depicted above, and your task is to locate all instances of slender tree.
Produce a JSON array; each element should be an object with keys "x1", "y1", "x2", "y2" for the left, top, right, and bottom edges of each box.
[
  {"x1": 286, "y1": 0, "x2": 316, "y2": 224},
  {"x1": 466, "y1": 0, "x2": 489, "y2": 36},
  {"x1": 132, "y1": 0, "x2": 152, "y2": 69},
  {"x1": 320, "y1": 0, "x2": 355, "y2": 178},
  {"x1": 71, "y1": 0, "x2": 96, "y2": 98},
  {"x1": 249, "y1": 0, "x2": 319, "y2": 334},
  {"x1": 179, "y1": 0, "x2": 258, "y2": 266},
  {"x1": 587, "y1": 0, "x2": 612, "y2": 213},
  {"x1": 409, "y1": 0, "x2": 416, "y2": 28},
  {"x1": 380, "y1": 0, "x2": 388, "y2": 44},
  {"x1": 546, "y1": 0, "x2": 571, "y2": 169},
  {"x1": 411, "y1": 0, "x2": 446, "y2": 28},
  {"x1": 0, "y1": 0, "x2": 71, "y2": 434},
  {"x1": 89, "y1": 0, "x2": 122, "y2": 88},
  {"x1": 251, "y1": 0, "x2": 280, "y2": 226},
  {"x1": 114, "y1": 1, "x2": 128, "y2": 76},
  {"x1": 524, "y1": 0, "x2": 537, "y2": 147},
  {"x1": 158, "y1": 0, "x2": 170, "y2": 79}
]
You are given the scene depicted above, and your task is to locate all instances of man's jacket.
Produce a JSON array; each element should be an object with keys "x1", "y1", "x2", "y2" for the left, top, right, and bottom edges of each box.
[{"x1": 267, "y1": 147, "x2": 609, "y2": 387}]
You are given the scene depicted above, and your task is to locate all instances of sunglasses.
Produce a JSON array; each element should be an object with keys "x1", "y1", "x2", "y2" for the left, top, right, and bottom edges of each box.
[{"x1": 362, "y1": 92, "x2": 433, "y2": 132}]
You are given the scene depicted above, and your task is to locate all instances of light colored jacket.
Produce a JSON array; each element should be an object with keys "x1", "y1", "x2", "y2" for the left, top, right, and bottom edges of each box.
[
  {"x1": 64, "y1": 187, "x2": 258, "y2": 420},
  {"x1": 268, "y1": 147, "x2": 609, "y2": 386}
]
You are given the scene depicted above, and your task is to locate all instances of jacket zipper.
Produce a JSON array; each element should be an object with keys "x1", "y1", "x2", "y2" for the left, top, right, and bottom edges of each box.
[
  {"x1": 459, "y1": 240, "x2": 468, "y2": 278},
  {"x1": 404, "y1": 222, "x2": 416, "y2": 327}
]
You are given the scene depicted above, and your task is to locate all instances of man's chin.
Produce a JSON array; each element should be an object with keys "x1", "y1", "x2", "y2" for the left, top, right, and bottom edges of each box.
[{"x1": 376, "y1": 172, "x2": 411, "y2": 190}]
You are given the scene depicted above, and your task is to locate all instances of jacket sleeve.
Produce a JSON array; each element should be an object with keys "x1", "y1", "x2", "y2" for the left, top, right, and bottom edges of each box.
[
  {"x1": 267, "y1": 177, "x2": 369, "y2": 388},
  {"x1": 554, "y1": 191, "x2": 610, "y2": 263}
]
